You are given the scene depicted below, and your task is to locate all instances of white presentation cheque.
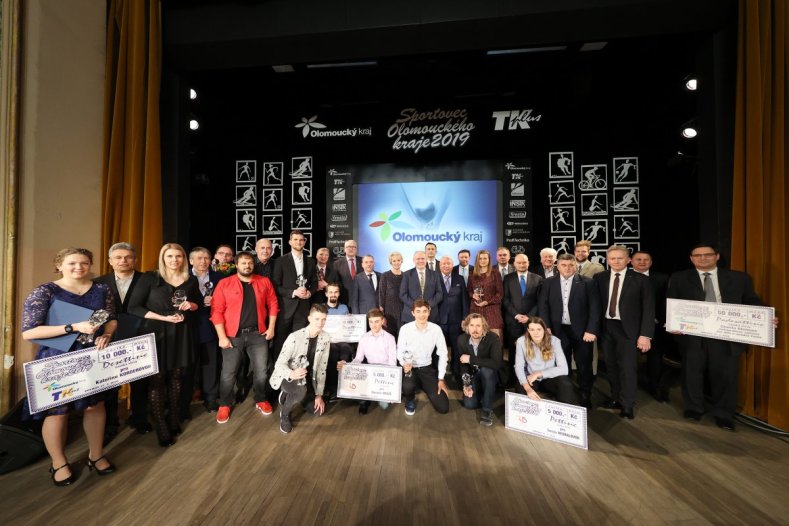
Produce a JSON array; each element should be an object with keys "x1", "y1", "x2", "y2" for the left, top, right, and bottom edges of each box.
[
  {"x1": 24, "y1": 333, "x2": 159, "y2": 414},
  {"x1": 337, "y1": 363, "x2": 402, "y2": 404},
  {"x1": 505, "y1": 391, "x2": 588, "y2": 450},
  {"x1": 324, "y1": 314, "x2": 367, "y2": 343},
  {"x1": 666, "y1": 299, "x2": 775, "y2": 348}
]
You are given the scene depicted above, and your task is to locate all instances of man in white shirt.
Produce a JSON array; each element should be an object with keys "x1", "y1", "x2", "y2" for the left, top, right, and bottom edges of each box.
[
  {"x1": 535, "y1": 247, "x2": 558, "y2": 278},
  {"x1": 493, "y1": 246, "x2": 512, "y2": 280},
  {"x1": 397, "y1": 300, "x2": 450, "y2": 415},
  {"x1": 453, "y1": 249, "x2": 474, "y2": 285},
  {"x1": 425, "y1": 242, "x2": 439, "y2": 272}
]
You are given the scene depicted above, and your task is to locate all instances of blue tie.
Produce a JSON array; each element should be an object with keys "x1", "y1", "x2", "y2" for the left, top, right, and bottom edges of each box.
[{"x1": 520, "y1": 275, "x2": 526, "y2": 296}]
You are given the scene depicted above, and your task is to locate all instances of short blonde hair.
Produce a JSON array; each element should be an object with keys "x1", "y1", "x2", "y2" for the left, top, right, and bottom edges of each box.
[{"x1": 388, "y1": 251, "x2": 403, "y2": 264}]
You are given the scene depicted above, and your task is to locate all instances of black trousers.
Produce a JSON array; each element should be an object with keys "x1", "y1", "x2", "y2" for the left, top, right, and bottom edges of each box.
[
  {"x1": 600, "y1": 320, "x2": 639, "y2": 409},
  {"x1": 516, "y1": 375, "x2": 577, "y2": 405},
  {"x1": 558, "y1": 325, "x2": 594, "y2": 396},
  {"x1": 402, "y1": 366, "x2": 449, "y2": 414},
  {"x1": 325, "y1": 342, "x2": 355, "y2": 395},
  {"x1": 128, "y1": 377, "x2": 149, "y2": 426},
  {"x1": 681, "y1": 337, "x2": 739, "y2": 419},
  {"x1": 198, "y1": 341, "x2": 220, "y2": 406},
  {"x1": 440, "y1": 322, "x2": 463, "y2": 377}
]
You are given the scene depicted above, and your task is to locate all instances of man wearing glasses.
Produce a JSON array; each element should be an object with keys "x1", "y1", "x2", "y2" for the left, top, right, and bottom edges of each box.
[{"x1": 667, "y1": 244, "x2": 779, "y2": 431}]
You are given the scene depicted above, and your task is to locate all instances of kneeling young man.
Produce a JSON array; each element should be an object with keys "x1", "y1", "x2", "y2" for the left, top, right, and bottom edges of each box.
[
  {"x1": 456, "y1": 313, "x2": 503, "y2": 426},
  {"x1": 270, "y1": 304, "x2": 332, "y2": 434},
  {"x1": 338, "y1": 308, "x2": 397, "y2": 414},
  {"x1": 397, "y1": 299, "x2": 450, "y2": 415}
]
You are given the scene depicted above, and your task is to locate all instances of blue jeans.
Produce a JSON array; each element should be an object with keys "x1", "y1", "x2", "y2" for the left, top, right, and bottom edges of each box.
[
  {"x1": 461, "y1": 367, "x2": 498, "y2": 412},
  {"x1": 219, "y1": 332, "x2": 270, "y2": 406}
]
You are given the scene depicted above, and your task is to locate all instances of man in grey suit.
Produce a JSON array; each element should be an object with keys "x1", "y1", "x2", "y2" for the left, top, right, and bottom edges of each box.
[
  {"x1": 351, "y1": 255, "x2": 381, "y2": 318},
  {"x1": 399, "y1": 251, "x2": 443, "y2": 325},
  {"x1": 594, "y1": 245, "x2": 654, "y2": 419},
  {"x1": 667, "y1": 243, "x2": 778, "y2": 431},
  {"x1": 333, "y1": 239, "x2": 363, "y2": 308},
  {"x1": 538, "y1": 254, "x2": 601, "y2": 408},
  {"x1": 575, "y1": 239, "x2": 604, "y2": 277}
]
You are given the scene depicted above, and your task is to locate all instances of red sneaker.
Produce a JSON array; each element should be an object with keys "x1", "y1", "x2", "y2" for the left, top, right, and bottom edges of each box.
[
  {"x1": 216, "y1": 406, "x2": 231, "y2": 424},
  {"x1": 256, "y1": 401, "x2": 273, "y2": 416}
]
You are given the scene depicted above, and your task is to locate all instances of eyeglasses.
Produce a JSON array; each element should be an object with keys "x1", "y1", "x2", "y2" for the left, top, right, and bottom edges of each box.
[{"x1": 691, "y1": 253, "x2": 717, "y2": 258}]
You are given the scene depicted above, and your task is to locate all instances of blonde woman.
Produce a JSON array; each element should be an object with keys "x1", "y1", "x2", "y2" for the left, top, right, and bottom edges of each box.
[
  {"x1": 128, "y1": 243, "x2": 200, "y2": 447},
  {"x1": 467, "y1": 249, "x2": 504, "y2": 337},
  {"x1": 22, "y1": 248, "x2": 117, "y2": 485},
  {"x1": 514, "y1": 317, "x2": 576, "y2": 404},
  {"x1": 378, "y1": 250, "x2": 404, "y2": 335}
]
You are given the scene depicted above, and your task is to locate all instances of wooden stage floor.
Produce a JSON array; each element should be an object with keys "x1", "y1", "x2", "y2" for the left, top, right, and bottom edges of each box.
[{"x1": 2, "y1": 383, "x2": 788, "y2": 525}]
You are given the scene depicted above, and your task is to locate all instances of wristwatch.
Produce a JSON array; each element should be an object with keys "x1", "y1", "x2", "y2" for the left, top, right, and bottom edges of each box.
[{"x1": 64, "y1": 324, "x2": 74, "y2": 334}]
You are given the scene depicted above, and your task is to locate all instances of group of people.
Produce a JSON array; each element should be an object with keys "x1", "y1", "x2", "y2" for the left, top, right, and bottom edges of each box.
[{"x1": 22, "y1": 233, "x2": 777, "y2": 486}]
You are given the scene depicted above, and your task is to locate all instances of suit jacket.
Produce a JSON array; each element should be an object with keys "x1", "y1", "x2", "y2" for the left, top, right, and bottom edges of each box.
[
  {"x1": 456, "y1": 331, "x2": 503, "y2": 375},
  {"x1": 538, "y1": 274, "x2": 601, "y2": 339},
  {"x1": 493, "y1": 264, "x2": 513, "y2": 281},
  {"x1": 594, "y1": 269, "x2": 655, "y2": 340},
  {"x1": 351, "y1": 271, "x2": 382, "y2": 315},
  {"x1": 502, "y1": 271, "x2": 543, "y2": 325},
  {"x1": 666, "y1": 267, "x2": 762, "y2": 354},
  {"x1": 438, "y1": 272, "x2": 469, "y2": 325},
  {"x1": 191, "y1": 269, "x2": 225, "y2": 344},
  {"x1": 269, "y1": 328, "x2": 332, "y2": 396},
  {"x1": 94, "y1": 271, "x2": 143, "y2": 340},
  {"x1": 333, "y1": 255, "x2": 364, "y2": 306},
  {"x1": 399, "y1": 267, "x2": 443, "y2": 323},
  {"x1": 312, "y1": 262, "x2": 339, "y2": 305},
  {"x1": 534, "y1": 265, "x2": 557, "y2": 279},
  {"x1": 642, "y1": 270, "x2": 669, "y2": 323},
  {"x1": 272, "y1": 252, "x2": 317, "y2": 320},
  {"x1": 577, "y1": 261, "x2": 605, "y2": 277},
  {"x1": 452, "y1": 264, "x2": 474, "y2": 278}
]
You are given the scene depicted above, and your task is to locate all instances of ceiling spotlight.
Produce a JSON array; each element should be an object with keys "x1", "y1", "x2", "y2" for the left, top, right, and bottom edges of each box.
[
  {"x1": 682, "y1": 126, "x2": 697, "y2": 138},
  {"x1": 189, "y1": 88, "x2": 197, "y2": 100},
  {"x1": 684, "y1": 76, "x2": 698, "y2": 91},
  {"x1": 189, "y1": 119, "x2": 200, "y2": 130}
]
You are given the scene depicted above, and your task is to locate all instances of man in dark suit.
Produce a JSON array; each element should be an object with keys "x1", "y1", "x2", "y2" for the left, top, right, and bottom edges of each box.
[
  {"x1": 312, "y1": 247, "x2": 339, "y2": 305},
  {"x1": 538, "y1": 253, "x2": 601, "y2": 408},
  {"x1": 94, "y1": 242, "x2": 148, "y2": 438},
  {"x1": 493, "y1": 246, "x2": 513, "y2": 280},
  {"x1": 533, "y1": 247, "x2": 558, "y2": 279},
  {"x1": 437, "y1": 256, "x2": 469, "y2": 377},
  {"x1": 594, "y1": 245, "x2": 654, "y2": 419},
  {"x1": 333, "y1": 239, "x2": 363, "y2": 308},
  {"x1": 667, "y1": 244, "x2": 777, "y2": 431},
  {"x1": 399, "y1": 251, "x2": 443, "y2": 325},
  {"x1": 272, "y1": 230, "x2": 317, "y2": 360},
  {"x1": 452, "y1": 249, "x2": 474, "y2": 286},
  {"x1": 502, "y1": 254, "x2": 543, "y2": 351},
  {"x1": 351, "y1": 255, "x2": 381, "y2": 317},
  {"x1": 631, "y1": 251, "x2": 671, "y2": 402}
]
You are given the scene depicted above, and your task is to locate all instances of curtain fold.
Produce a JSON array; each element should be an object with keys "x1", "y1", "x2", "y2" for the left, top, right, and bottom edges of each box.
[
  {"x1": 102, "y1": 0, "x2": 163, "y2": 272},
  {"x1": 733, "y1": 0, "x2": 788, "y2": 428}
]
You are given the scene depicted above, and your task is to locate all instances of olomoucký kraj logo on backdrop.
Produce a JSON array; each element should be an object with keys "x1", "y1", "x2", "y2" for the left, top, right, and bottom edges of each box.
[
  {"x1": 295, "y1": 115, "x2": 372, "y2": 138},
  {"x1": 369, "y1": 211, "x2": 413, "y2": 241}
]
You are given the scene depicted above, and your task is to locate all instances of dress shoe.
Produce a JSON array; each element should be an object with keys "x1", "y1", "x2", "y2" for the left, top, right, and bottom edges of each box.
[
  {"x1": 49, "y1": 463, "x2": 76, "y2": 487},
  {"x1": 132, "y1": 421, "x2": 153, "y2": 434},
  {"x1": 620, "y1": 408, "x2": 635, "y2": 420},
  {"x1": 715, "y1": 417, "x2": 735, "y2": 431},
  {"x1": 654, "y1": 391, "x2": 670, "y2": 403},
  {"x1": 603, "y1": 400, "x2": 623, "y2": 411},
  {"x1": 358, "y1": 401, "x2": 370, "y2": 415},
  {"x1": 169, "y1": 423, "x2": 182, "y2": 436},
  {"x1": 87, "y1": 455, "x2": 116, "y2": 476},
  {"x1": 683, "y1": 410, "x2": 703, "y2": 421},
  {"x1": 158, "y1": 437, "x2": 176, "y2": 448},
  {"x1": 579, "y1": 393, "x2": 592, "y2": 409}
]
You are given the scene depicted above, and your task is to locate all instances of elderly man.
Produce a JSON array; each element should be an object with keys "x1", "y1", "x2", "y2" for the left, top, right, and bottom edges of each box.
[
  {"x1": 254, "y1": 238, "x2": 275, "y2": 278},
  {"x1": 534, "y1": 247, "x2": 558, "y2": 279},
  {"x1": 437, "y1": 256, "x2": 469, "y2": 378},
  {"x1": 333, "y1": 239, "x2": 363, "y2": 306},
  {"x1": 312, "y1": 247, "x2": 339, "y2": 305}
]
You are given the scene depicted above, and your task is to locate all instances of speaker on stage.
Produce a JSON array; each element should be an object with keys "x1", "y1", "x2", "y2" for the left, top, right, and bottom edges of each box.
[{"x1": 0, "y1": 398, "x2": 45, "y2": 474}]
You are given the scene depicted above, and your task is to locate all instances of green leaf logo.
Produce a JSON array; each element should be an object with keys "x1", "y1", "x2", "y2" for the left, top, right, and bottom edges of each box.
[{"x1": 369, "y1": 211, "x2": 412, "y2": 241}]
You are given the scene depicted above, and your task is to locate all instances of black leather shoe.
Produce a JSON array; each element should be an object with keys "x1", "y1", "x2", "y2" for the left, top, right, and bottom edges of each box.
[
  {"x1": 169, "y1": 423, "x2": 182, "y2": 436},
  {"x1": 358, "y1": 402, "x2": 370, "y2": 415},
  {"x1": 715, "y1": 417, "x2": 735, "y2": 431},
  {"x1": 579, "y1": 393, "x2": 592, "y2": 409},
  {"x1": 620, "y1": 408, "x2": 635, "y2": 420},
  {"x1": 603, "y1": 400, "x2": 623, "y2": 410},
  {"x1": 683, "y1": 410, "x2": 703, "y2": 421},
  {"x1": 654, "y1": 389, "x2": 670, "y2": 403},
  {"x1": 49, "y1": 463, "x2": 76, "y2": 487},
  {"x1": 158, "y1": 437, "x2": 176, "y2": 448},
  {"x1": 87, "y1": 455, "x2": 116, "y2": 476},
  {"x1": 132, "y1": 421, "x2": 153, "y2": 434}
]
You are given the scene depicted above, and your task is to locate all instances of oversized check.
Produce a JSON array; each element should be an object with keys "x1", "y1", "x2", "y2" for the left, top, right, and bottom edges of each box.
[
  {"x1": 24, "y1": 333, "x2": 159, "y2": 414},
  {"x1": 324, "y1": 314, "x2": 367, "y2": 343},
  {"x1": 505, "y1": 391, "x2": 588, "y2": 450},
  {"x1": 337, "y1": 363, "x2": 402, "y2": 404},
  {"x1": 666, "y1": 299, "x2": 775, "y2": 348}
]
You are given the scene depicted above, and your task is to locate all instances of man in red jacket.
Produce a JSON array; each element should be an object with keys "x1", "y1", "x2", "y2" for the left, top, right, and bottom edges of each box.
[{"x1": 211, "y1": 251, "x2": 279, "y2": 423}]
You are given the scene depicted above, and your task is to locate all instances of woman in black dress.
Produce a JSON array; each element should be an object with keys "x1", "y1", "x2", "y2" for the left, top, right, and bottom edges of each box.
[
  {"x1": 128, "y1": 243, "x2": 200, "y2": 446},
  {"x1": 378, "y1": 251, "x2": 404, "y2": 337},
  {"x1": 22, "y1": 248, "x2": 117, "y2": 485}
]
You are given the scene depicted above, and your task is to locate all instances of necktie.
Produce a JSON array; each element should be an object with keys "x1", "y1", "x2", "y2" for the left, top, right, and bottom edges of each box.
[
  {"x1": 430, "y1": 261, "x2": 435, "y2": 271},
  {"x1": 419, "y1": 271, "x2": 425, "y2": 296},
  {"x1": 368, "y1": 273, "x2": 375, "y2": 291},
  {"x1": 444, "y1": 275, "x2": 451, "y2": 291},
  {"x1": 318, "y1": 267, "x2": 325, "y2": 281},
  {"x1": 500, "y1": 266, "x2": 506, "y2": 279},
  {"x1": 608, "y1": 273, "x2": 620, "y2": 318},
  {"x1": 461, "y1": 266, "x2": 467, "y2": 284},
  {"x1": 349, "y1": 258, "x2": 356, "y2": 279},
  {"x1": 703, "y1": 272, "x2": 716, "y2": 302},
  {"x1": 520, "y1": 274, "x2": 526, "y2": 296}
]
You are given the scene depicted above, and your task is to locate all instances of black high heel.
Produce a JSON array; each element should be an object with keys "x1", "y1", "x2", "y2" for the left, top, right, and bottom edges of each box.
[
  {"x1": 87, "y1": 455, "x2": 116, "y2": 476},
  {"x1": 49, "y1": 463, "x2": 76, "y2": 487}
]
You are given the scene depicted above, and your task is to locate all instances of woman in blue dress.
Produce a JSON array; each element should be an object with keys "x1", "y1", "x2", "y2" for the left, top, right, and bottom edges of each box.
[{"x1": 22, "y1": 248, "x2": 117, "y2": 486}]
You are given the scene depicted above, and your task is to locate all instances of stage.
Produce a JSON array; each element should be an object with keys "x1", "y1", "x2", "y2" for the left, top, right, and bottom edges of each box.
[{"x1": 1, "y1": 382, "x2": 787, "y2": 525}]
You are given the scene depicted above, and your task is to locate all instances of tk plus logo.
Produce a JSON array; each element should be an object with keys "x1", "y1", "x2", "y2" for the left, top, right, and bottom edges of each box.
[{"x1": 492, "y1": 109, "x2": 542, "y2": 131}]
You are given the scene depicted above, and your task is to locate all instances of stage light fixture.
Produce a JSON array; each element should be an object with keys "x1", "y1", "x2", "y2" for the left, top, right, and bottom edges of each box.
[
  {"x1": 684, "y1": 76, "x2": 698, "y2": 91},
  {"x1": 306, "y1": 60, "x2": 378, "y2": 69},
  {"x1": 681, "y1": 120, "x2": 697, "y2": 138},
  {"x1": 486, "y1": 45, "x2": 567, "y2": 56},
  {"x1": 190, "y1": 89, "x2": 197, "y2": 100},
  {"x1": 189, "y1": 119, "x2": 200, "y2": 130}
]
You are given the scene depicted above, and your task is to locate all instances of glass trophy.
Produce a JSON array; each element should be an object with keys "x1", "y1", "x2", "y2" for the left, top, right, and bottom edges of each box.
[
  {"x1": 76, "y1": 309, "x2": 111, "y2": 344},
  {"x1": 402, "y1": 349, "x2": 414, "y2": 378},
  {"x1": 171, "y1": 289, "x2": 187, "y2": 315}
]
